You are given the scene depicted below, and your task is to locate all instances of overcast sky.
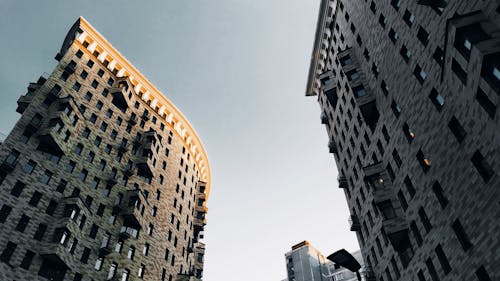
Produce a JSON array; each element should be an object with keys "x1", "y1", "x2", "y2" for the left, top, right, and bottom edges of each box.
[{"x1": 0, "y1": 1, "x2": 358, "y2": 280}]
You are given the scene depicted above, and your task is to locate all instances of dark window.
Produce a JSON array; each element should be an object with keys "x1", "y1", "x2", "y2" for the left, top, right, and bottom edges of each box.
[
  {"x1": 23, "y1": 160, "x2": 37, "y2": 174},
  {"x1": 0, "y1": 205, "x2": 12, "y2": 223},
  {"x1": 391, "y1": 100, "x2": 401, "y2": 118},
  {"x1": 388, "y1": 28, "x2": 399, "y2": 43},
  {"x1": 34, "y1": 223, "x2": 47, "y2": 241},
  {"x1": 89, "y1": 224, "x2": 99, "y2": 239},
  {"x1": 400, "y1": 45, "x2": 411, "y2": 62},
  {"x1": 403, "y1": 123, "x2": 415, "y2": 143},
  {"x1": 454, "y1": 23, "x2": 490, "y2": 61},
  {"x1": 426, "y1": 258, "x2": 440, "y2": 281},
  {"x1": 417, "y1": 270, "x2": 426, "y2": 281},
  {"x1": 410, "y1": 221, "x2": 423, "y2": 246},
  {"x1": 392, "y1": 149, "x2": 402, "y2": 168},
  {"x1": 80, "y1": 247, "x2": 90, "y2": 263},
  {"x1": 432, "y1": 181, "x2": 448, "y2": 209},
  {"x1": 448, "y1": 116, "x2": 466, "y2": 142},
  {"x1": 87, "y1": 60, "x2": 94, "y2": 68},
  {"x1": 353, "y1": 85, "x2": 367, "y2": 98},
  {"x1": 481, "y1": 52, "x2": 500, "y2": 92},
  {"x1": 418, "y1": 207, "x2": 432, "y2": 233},
  {"x1": 76, "y1": 50, "x2": 83, "y2": 58},
  {"x1": 0, "y1": 241, "x2": 17, "y2": 263},
  {"x1": 452, "y1": 219, "x2": 473, "y2": 251},
  {"x1": 435, "y1": 244, "x2": 451, "y2": 275},
  {"x1": 379, "y1": 15, "x2": 387, "y2": 28},
  {"x1": 471, "y1": 150, "x2": 494, "y2": 182},
  {"x1": 391, "y1": 0, "x2": 400, "y2": 10},
  {"x1": 72, "y1": 82, "x2": 81, "y2": 92},
  {"x1": 378, "y1": 200, "x2": 396, "y2": 220},
  {"x1": 476, "y1": 266, "x2": 492, "y2": 281},
  {"x1": 11, "y1": 181, "x2": 26, "y2": 197},
  {"x1": 452, "y1": 59, "x2": 467, "y2": 84},
  {"x1": 433, "y1": 47, "x2": 444, "y2": 66},
  {"x1": 397, "y1": 190, "x2": 408, "y2": 211},
  {"x1": 28, "y1": 191, "x2": 43, "y2": 206},
  {"x1": 403, "y1": 10, "x2": 415, "y2": 26},
  {"x1": 38, "y1": 258, "x2": 67, "y2": 281},
  {"x1": 46, "y1": 200, "x2": 58, "y2": 216},
  {"x1": 15, "y1": 214, "x2": 30, "y2": 232},
  {"x1": 20, "y1": 250, "x2": 35, "y2": 269},
  {"x1": 417, "y1": 26, "x2": 430, "y2": 46},
  {"x1": 97, "y1": 69, "x2": 104, "y2": 77},
  {"x1": 476, "y1": 88, "x2": 496, "y2": 119},
  {"x1": 416, "y1": 149, "x2": 431, "y2": 172},
  {"x1": 414, "y1": 65, "x2": 427, "y2": 84},
  {"x1": 429, "y1": 88, "x2": 444, "y2": 110}
]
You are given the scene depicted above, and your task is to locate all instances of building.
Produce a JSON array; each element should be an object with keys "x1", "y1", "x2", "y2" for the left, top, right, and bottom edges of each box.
[
  {"x1": 284, "y1": 241, "x2": 335, "y2": 281},
  {"x1": 307, "y1": 1, "x2": 499, "y2": 281},
  {"x1": 0, "y1": 17, "x2": 211, "y2": 281},
  {"x1": 283, "y1": 241, "x2": 365, "y2": 281}
]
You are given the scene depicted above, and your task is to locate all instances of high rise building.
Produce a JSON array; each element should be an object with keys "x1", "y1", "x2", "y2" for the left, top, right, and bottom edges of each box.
[
  {"x1": 306, "y1": 1, "x2": 499, "y2": 281},
  {"x1": 283, "y1": 241, "x2": 365, "y2": 281},
  {"x1": 0, "y1": 17, "x2": 211, "y2": 281},
  {"x1": 284, "y1": 241, "x2": 335, "y2": 281}
]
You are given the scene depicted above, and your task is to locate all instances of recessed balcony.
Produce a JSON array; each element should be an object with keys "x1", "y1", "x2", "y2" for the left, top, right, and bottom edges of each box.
[
  {"x1": 98, "y1": 245, "x2": 112, "y2": 257},
  {"x1": 16, "y1": 94, "x2": 35, "y2": 114},
  {"x1": 338, "y1": 175, "x2": 348, "y2": 189},
  {"x1": 348, "y1": 215, "x2": 360, "y2": 231},
  {"x1": 128, "y1": 115, "x2": 138, "y2": 125},
  {"x1": 382, "y1": 217, "x2": 410, "y2": 251},
  {"x1": 328, "y1": 140, "x2": 337, "y2": 154}
]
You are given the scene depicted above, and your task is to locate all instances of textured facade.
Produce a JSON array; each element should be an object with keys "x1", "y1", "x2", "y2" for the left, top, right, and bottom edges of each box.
[
  {"x1": 284, "y1": 241, "x2": 335, "y2": 281},
  {"x1": 307, "y1": 1, "x2": 499, "y2": 281},
  {"x1": 0, "y1": 17, "x2": 210, "y2": 281}
]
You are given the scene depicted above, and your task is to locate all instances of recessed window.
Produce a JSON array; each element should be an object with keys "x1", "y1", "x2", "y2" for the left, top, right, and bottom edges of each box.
[
  {"x1": 379, "y1": 14, "x2": 387, "y2": 28},
  {"x1": 392, "y1": 149, "x2": 402, "y2": 168},
  {"x1": 418, "y1": 207, "x2": 432, "y2": 233},
  {"x1": 435, "y1": 245, "x2": 451, "y2": 275},
  {"x1": 391, "y1": 0, "x2": 400, "y2": 10},
  {"x1": 72, "y1": 82, "x2": 81, "y2": 92},
  {"x1": 414, "y1": 65, "x2": 427, "y2": 84},
  {"x1": 397, "y1": 190, "x2": 408, "y2": 211},
  {"x1": 400, "y1": 45, "x2": 412, "y2": 62},
  {"x1": 403, "y1": 10, "x2": 415, "y2": 27},
  {"x1": 452, "y1": 59, "x2": 467, "y2": 84},
  {"x1": 380, "y1": 80, "x2": 389, "y2": 96},
  {"x1": 425, "y1": 258, "x2": 440, "y2": 281},
  {"x1": 11, "y1": 181, "x2": 26, "y2": 197},
  {"x1": 417, "y1": 26, "x2": 430, "y2": 46},
  {"x1": 87, "y1": 60, "x2": 94, "y2": 68},
  {"x1": 353, "y1": 85, "x2": 367, "y2": 98},
  {"x1": 97, "y1": 69, "x2": 104, "y2": 77},
  {"x1": 80, "y1": 70, "x2": 88, "y2": 79},
  {"x1": 476, "y1": 88, "x2": 496, "y2": 119},
  {"x1": 432, "y1": 181, "x2": 448, "y2": 209},
  {"x1": 416, "y1": 149, "x2": 430, "y2": 172},
  {"x1": 378, "y1": 200, "x2": 396, "y2": 220},
  {"x1": 454, "y1": 23, "x2": 490, "y2": 60},
  {"x1": 475, "y1": 266, "x2": 492, "y2": 281},
  {"x1": 448, "y1": 116, "x2": 467, "y2": 142},
  {"x1": 346, "y1": 70, "x2": 360, "y2": 81},
  {"x1": 0, "y1": 241, "x2": 17, "y2": 263},
  {"x1": 388, "y1": 28, "x2": 399, "y2": 43},
  {"x1": 410, "y1": 221, "x2": 423, "y2": 246},
  {"x1": 452, "y1": 219, "x2": 473, "y2": 251},
  {"x1": 471, "y1": 150, "x2": 494, "y2": 182},
  {"x1": 363, "y1": 49, "x2": 370, "y2": 61},
  {"x1": 403, "y1": 123, "x2": 415, "y2": 143},
  {"x1": 391, "y1": 100, "x2": 401, "y2": 118},
  {"x1": 20, "y1": 250, "x2": 35, "y2": 269},
  {"x1": 429, "y1": 88, "x2": 445, "y2": 110},
  {"x1": 433, "y1": 47, "x2": 444, "y2": 66}
]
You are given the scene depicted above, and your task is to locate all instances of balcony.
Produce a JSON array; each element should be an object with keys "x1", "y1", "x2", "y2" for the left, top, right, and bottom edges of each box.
[
  {"x1": 337, "y1": 175, "x2": 348, "y2": 189},
  {"x1": 112, "y1": 91, "x2": 129, "y2": 112},
  {"x1": 128, "y1": 115, "x2": 138, "y2": 125},
  {"x1": 348, "y1": 215, "x2": 360, "y2": 231},
  {"x1": 119, "y1": 226, "x2": 139, "y2": 240},
  {"x1": 38, "y1": 251, "x2": 69, "y2": 281},
  {"x1": 99, "y1": 245, "x2": 112, "y2": 257},
  {"x1": 117, "y1": 190, "x2": 142, "y2": 229},
  {"x1": 25, "y1": 119, "x2": 42, "y2": 135},
  {"x1": 117, "y1": 143, "x2": 128, "y2": 153},
  {"x1": 320, "y1": 111, "x2": 328, "y2": 124},
  {"x1": 38, "y1": 129, "x2": 64, "y2": 157},
  {"x1": 106, "y1": 177, "x2": 118, "y2": 187},
  {"x1": 382, "y1": 217, "x2": 410, "y2": 251},
  {"x1": 16, "y1": 94, "x2": 35, "y2": 114},
  {"x1": 141, "y1": 112, "x2": 150, "y2": 121},
  {"x1": 135, "y1": 153, "x2": 154, "y2": 178},
  {"x1": 64, "y1": 63, "x2": 76, "y2": 74},
  {"x1": 328, "y1": 140, "x2": 337, "y2": 154}
]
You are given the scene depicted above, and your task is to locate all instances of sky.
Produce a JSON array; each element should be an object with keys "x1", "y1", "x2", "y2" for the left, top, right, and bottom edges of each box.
[{"x1": 0, "y1": 1, "x2": 358, "y2": 280}]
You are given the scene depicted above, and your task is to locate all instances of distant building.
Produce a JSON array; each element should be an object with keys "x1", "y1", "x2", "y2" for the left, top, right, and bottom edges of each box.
[{"x1": 283, "y1": 241, "x2": 365, "y2": 281}]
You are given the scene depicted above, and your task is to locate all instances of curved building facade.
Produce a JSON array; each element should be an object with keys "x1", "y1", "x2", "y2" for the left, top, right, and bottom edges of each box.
[{"x1": 0, "y1": 17, "x2": 210, "y2": 281}]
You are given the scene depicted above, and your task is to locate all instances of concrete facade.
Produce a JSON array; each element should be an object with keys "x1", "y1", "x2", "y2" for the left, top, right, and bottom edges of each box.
[
  {"x1": 307, "y1": 1, "x2": 500, "y2": 281},
  {"x1": 0, "y1": 17, "x2": 211, "y2": 281}
]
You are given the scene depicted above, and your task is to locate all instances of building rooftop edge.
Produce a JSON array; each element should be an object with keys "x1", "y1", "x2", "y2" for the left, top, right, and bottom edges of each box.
[{"x1": 63, "y1": 17, "x2": 212, "y2": 198}]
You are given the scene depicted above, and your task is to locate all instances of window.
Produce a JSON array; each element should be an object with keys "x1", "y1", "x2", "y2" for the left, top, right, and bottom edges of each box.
[
  {"x1": 72, "y1": 82, "x2": 81, "y2": 92},
  {"x1": 28, "y1": 191, "x2": 43, "y2": 206},
  {"x1": 89, "y1": 224, "x2": 99, "y2": 239},
  {"x1": 41, "y1": 170, "x2": 53, "y2": 184},
  {"x1": 108, "y1": 263, "x2": 117, "y2": 279},
  {"x1": 379, "y1": 14, "x2": 387, "y2": 28},
  {"x1": 0, "y1": 241, "x2": 17, "y2": 263},
  {"x1": 432, "y1": 181, "x2": 448, "y2": 209},
  {"x1": 15, "y1": 214, "x2": 30, "y2": 232},
  {"x1": 391, "y1": 100, "x2": 401, "y2": 118},
  {"x1": 454, "y1": 23, "x2": 490, "y2": 60},
  {"x1": 476, "y1": 88, "x2": 496, "y2": 119},
  {"x1": 23, "y1": 160, "x2": 36, "y2": 174},
  {"x1": 46, "y1": 200, "x2": 58, "y2": 215},
  {"x1": 435, "y1": 244, "x2": 451, "y2": 275},
  {"x1": 90, "y1": 113, "x2": 97, "y2": 123},
  {"x1": 143, "y1": 243, "x2": 150, "y2": 256},
  {"x1": 418, "y1": 207, "x2": 432, "y2": 233},
  {"x1": 388, "y1": 28, "x2": 399, "y2": 43},
  {"x1": 433, "y1": 47, "x2": 444, "y2": 66},
  {"x1": 122, "y1": 269, "x2": 130, "y2": 281},
  {"x1": 80, "y1": 247, "x2": 90, "y2": 263},
  {"x1": 100, "y1": 122, "x2": 108, "y2": 132},
  {"x1": 138, "y1": 264, "x2": 145, "y2": 278},
  {"x1": 346, "y1": 70, "x2": 360, "y2": 81},
  {"x1": 11, "y1": 181, "x2": 26, "y2": 197},
  {"x1": 87, "y1": 60, "x2": 94, "y2": 68},
  {"x1": 378, "y1": 200, "x2": 396, "y2": 220},
  {"x1": 403, "y1": 123, "x2": 415, "y2": 143},
  {"x1": 94, "y1": 136, "x2": 102, "y2": 147},
  {"x1": 400, "y1": 45, "x2": 411, "y2": 62},
  {"x1": 429, "y1": 88, "x2": 445, "y2": 110},
  {"x1": 94, "y1": 257, "x2": 103, "y2": 270},
  {"x1": 410, "y1": 221, "x2": 423, "y2": 246},
  {"x1": 20, "y1": 250, "x2": 35, "y2": 269},
  {"x1": 84, "y1": 91, "x2": 92, "y2": 101},
  {"x1": 416, "y1": 149, "x2": 431, "y2": 172},
  {"x1": 127, "y1": 246, "x2": 135, "y2": 259},
  {"x1": 452, "y1": 219, "x2": 472, "y2": 251},
  {"x1": 417, "y1": 26, "x2": 430, "y2": 46},
  {"x1": 403, "y1": 10, "x2": 415, "y2": 26},
  {"x1": 391, "y1": 0, "x2": 400, "y2": 10},
  {"x1": 397, "y1": 190, "x2": 408, "y2": 211},
  {"x1": 475, "y1": 266, "x2": 492, "y2": 281},
  {"x1": 97, "y1": 100, "x2": 103, "y2": 110},
  {"x1": 340, "y1": 55, "x2": 352, "y2": 66},
  {"x1": 76, "y1": 50, "x2": 83, "y2": 58},
  {"x1": 426, "y1": 258, "x2": 440, "y2": 281},
  {"x1": 98, "y1": 69, "x2": 104, "y2": 77},
  {"x1": 353, "y1": 85, "x2": 367, "y2": 98},
  {"x1": 66, "y1": 161, "x2": 76, "y2": 173},
  {"x1": 452, "y1": 59, "x2": 467, "y2": 84},
  {"x1": 471, "y1": 150, "x2": 494, "y2": 182},
  {"x1": 0, "y1": 205, "x2": 12, "y2": 223},
  {"x1": 34, "y1": 223, "x2": 47, "y2": 241},
  {"x1": 414, "y1": 65, "x2": 427, "y2": 84}
]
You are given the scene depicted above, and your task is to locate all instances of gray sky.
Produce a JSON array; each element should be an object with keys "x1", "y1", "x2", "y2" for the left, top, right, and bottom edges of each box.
[{"x1": 0, "y1": 1, "x2": 358, "y2": 280}]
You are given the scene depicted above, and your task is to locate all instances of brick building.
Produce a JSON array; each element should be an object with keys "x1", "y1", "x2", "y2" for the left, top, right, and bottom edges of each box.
[
  {"x1": 0, "y1": 17, "x2": 211, "y2": 281},
  {"x1": 306, "y1": 1, "x2": 499, "y2": 281}
]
